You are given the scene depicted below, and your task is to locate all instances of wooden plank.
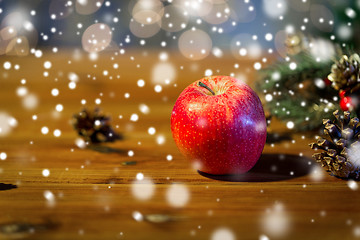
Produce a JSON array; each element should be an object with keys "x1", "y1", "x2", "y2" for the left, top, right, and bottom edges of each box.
[{"x1": 0, "y1": 51, "x2": 359, "y2": 240}]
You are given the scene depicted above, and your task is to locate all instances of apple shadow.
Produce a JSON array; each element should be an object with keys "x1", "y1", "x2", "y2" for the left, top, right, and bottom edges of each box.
[{"x1": 198, "y1": 153, "x2": 313, "y2": 182}]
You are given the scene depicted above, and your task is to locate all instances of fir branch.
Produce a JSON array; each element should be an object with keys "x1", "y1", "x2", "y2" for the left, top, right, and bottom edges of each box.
[{"x1": 257, "y1": 51, "x2": 339, "y2": 131}]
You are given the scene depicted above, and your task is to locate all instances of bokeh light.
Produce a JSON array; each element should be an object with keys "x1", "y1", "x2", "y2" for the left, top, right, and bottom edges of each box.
[
  {"x1": 129, "y1": 19, "x2": 161, "y2": 38},
  {"x1": 22, "y1": 93, "x2": 39, "y2": 110},
  {"x1": 261, "y1": 203, "x2": 291, "y2": 238},
  {"x1": 262, "y1": 0, "x2": 287, "y2": 19},
  {"x1": 178, "y1": 29, "x2": 212, "y2": 60},
  {"x1": 202, "y1": 1, "x2": 230, "y2": 25},
  {"x1": 76, "y1": 0, "x2": 104, "y2": 15},
  {"x1": 82, "y1": 23, "x2": 112, "y2": 53},
  {"x1": 309, "y1": 38, "x2": 335, "y2": 62},
  {"x1": 151, "y1": 62, "x2": 177, "y2": 85},
  {"x1": 229, "y1": 1, "x2": 256, "y2": 23},
  {"x1": 348, "y1": 142, "x2": 360, "y2": 167},
  {"x1": 0, "y1": 11, "x2": 37, "y2": 56},
  {"x1": 211, "y1": 227, "x2": 236, "y2": 240},
  {"x1": 166, "y1": 183, "x2": 190, "y2": 208},
  {"x1": 132, "y1": 0, "x2": 164, "y2": 25},
  {"x1": 0, "y1": 112, "x2": 17, "y2": 137},
  {"x1": 131, "y1": 176, "x2": 155, "y2": 201},
  {"x1": 173, "y1": 0, "x2": 213, "y2": 17},
  {"x1": 161, "y1": 5, "x2": 188, "y2": 32}
]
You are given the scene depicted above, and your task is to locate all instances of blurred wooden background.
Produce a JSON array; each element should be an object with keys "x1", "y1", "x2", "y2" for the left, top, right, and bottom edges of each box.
[{"x1": 0, "y1": 50, "x2": 359, "y2": 240}]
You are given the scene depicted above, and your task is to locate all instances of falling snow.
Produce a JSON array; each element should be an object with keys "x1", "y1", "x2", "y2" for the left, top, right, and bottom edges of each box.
[{"x1": 0, "y1": 1, "x2": 359, "y2": 239}]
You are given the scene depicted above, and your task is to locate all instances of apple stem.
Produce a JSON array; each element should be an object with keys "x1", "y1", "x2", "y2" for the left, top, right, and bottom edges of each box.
[{"x1": 198, "y1": 81, "x2": 215, "y2": 95}]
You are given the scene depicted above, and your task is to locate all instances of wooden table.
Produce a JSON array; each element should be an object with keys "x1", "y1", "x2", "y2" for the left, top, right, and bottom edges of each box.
[{"x1": 0, "y1": 50, "x2": 359, "y2": 240}]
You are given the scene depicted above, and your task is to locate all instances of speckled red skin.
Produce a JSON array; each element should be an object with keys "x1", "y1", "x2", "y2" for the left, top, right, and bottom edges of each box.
[{"x1": 171, "y1": 76, "x2": 267, "y2": 175}]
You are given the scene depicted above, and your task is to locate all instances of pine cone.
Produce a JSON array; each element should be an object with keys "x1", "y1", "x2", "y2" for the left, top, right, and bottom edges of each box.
[
  {"x1": 328, "y1": 54, "x2": 360, "y2": 93},
  {"x1": 72, "y1": 108, "x2": 122, "y2": 144},
  {"x1": 309, "y1": 110, "x2": 360, "y2": 180}
]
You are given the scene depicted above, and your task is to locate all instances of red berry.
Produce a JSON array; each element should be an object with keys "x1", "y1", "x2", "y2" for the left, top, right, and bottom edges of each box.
[
  {"x1": 324, "y1": 77, "x2": 331, "y2": 86},
  {"x1": 339, "y1": 90, "x2": 346, "y2": 99},
  {"x1": 340, "y1": 96, "x2": 353, "y2": 111}
]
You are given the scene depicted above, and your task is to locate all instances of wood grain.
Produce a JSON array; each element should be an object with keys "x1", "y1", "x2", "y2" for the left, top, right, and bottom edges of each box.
[{"x1": 0, "y1": 51, "x2": 359, "y2": 240}]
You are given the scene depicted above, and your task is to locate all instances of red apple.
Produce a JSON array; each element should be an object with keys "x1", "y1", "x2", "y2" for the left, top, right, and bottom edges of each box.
[{"x1": 171, "y1": 76, "x2": 267, "y2": 175}]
